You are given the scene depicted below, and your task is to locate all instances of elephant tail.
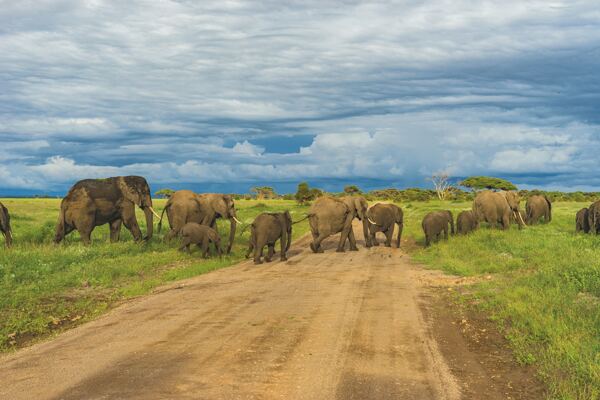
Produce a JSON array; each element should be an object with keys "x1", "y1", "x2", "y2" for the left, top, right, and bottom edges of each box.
[
  {"x1": 54, "y1": 202, "x2": 67, "y2": 244},
  {"x1": 545, "y1": 195, "x2": 552, "y2": 221},
  {"x1": 292, "y1": 214, "x2": 311, "y2": 225},
  {"x1": 157, "y1": 203, "x2": 170, "y2": 234}
]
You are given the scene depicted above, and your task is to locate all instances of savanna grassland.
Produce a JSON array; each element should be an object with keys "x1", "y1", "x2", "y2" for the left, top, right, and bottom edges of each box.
[
  {"x1": 1, "y1": 198, "x2": 598, "y2": 399},
  {"x1": 0, "y1": 199, "x2": 310, "y2": 351},
  {"x1": 402, "y1": 200, "x2": 599, "y2": 400}
]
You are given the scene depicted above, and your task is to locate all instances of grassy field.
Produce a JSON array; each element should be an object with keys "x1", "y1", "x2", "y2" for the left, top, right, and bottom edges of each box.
[
  {"x1": 402, "y1": 200, "x2": 599, "y2": 400},
  {"x1": 0, "y1": 198, "x2": 310, "y2": 351},
  {"x1": 1, "y1": 198, "x2": 598, "y2": 399}
]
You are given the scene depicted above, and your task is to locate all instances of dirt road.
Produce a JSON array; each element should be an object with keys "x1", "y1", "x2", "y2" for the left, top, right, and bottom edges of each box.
[{"x1": 0, "y1": 226, "x2": 534, "y2": 399}]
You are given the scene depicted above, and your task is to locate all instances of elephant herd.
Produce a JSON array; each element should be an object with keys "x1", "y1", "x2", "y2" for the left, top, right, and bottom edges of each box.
[
  {"x1": 0, "y1": 178, "x2": 595, "y2": 261},
  {"x1": 422, "y1": 191, "x2": 552, "y2": 246}
]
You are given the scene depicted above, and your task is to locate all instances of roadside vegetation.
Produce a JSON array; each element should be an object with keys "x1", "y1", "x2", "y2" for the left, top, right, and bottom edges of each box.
[
  {"x1": 403, "y1": 200, "x2": 599, "y2": 400},
  {"x1": 0, "y1": 198, "x2": 310, "y2": 351}
]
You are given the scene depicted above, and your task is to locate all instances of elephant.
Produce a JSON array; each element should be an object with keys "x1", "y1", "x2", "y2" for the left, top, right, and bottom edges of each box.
[
  {"x1": 158, "y1": 190, "x2": 240, "y2": 253},
  {"x1": 472, "y1": 190, "x2": 525, "y2": 229},
  {"x1": 366, "y1": 203, "x2": 403, "y2": 248},
  {"x1": 308, "y1": 195, "x2": 371, "y2": 253},
  {"x1": 0, "y1": 202, "x2": 12, "y2": 248},
  {"x1": 456, "y1": 210, "x2": 478, "y2": 235},
  {"x1": 587, "y1": 201, "x2": 600, "y2": 234},
  {"x1": 54, "y1": 176, "x2": 159, "y2": 245},
  {"x1": 245, "y1": 211, "x2": 292, "y2": 264},
  {"x1": 576, "y1": 208, "x2": 590, "y2": 233},
  {"x1": 179, "y1": 223, "x2": 222, "y2": 258},
  {"x1": 422, "y1": 210, "x2": 454, "y2": 247},
  {"x1": 526, "y1": 195, "x2": 552, "y2": 224}
]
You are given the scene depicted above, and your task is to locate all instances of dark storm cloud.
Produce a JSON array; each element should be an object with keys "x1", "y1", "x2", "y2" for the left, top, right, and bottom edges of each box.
[{"x1": 1, "y1": 1, "x2": 600, "y2": 193}]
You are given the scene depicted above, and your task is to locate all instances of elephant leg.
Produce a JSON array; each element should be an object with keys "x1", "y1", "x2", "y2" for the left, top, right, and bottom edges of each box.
[
  {"x1": 337, "y1": 213, "x2": 355, "y2": 252},
  {"x1": 424, "y1": 232, "x2": 430, "y2": 247},
  {"x1": 384, "y1": 227, "x2": 393, "y2": 247},
  {"x1": 311, "y1": 233, "x2": 327, "y2": 253},
  {"x1": 280, "y1": 237, "x2": 288, "y2": 261},
  {"x1": 122, "y1": 205, "x2": 143, "y2": 241},
  {"x1": 370, "y1": 227, "x2": 378, "y2": 247},
  {"x1": 179, "y1": 237, "x2": 191, "y2": 252},
  {"x1": 201, "y1": 237, "x2": 210, "y2": 258},
  {"x1": 501, "y1": 215, "x2": 510, "y2": 230},
  {"x1": 254, "y1": 243, "x2": 264, "y2": 264},
  {"x1": 109, "y1": 219, "x2": 122, "y2": 243},
  {"x1": 76, "y1": 213, "x2": 95, "y2": 245},
  {"x1": 245, "y1": 241, "x2": 254, "y2": 259},
  {"x1": 396, "y1": 223, "x2": 403, "y2": 248},
  {"x1": 266, "y1": 244, "x2": 275, "y2": 262},
  {"x1": 347, "y1": 229, "x2": 359, "y2": 251}
]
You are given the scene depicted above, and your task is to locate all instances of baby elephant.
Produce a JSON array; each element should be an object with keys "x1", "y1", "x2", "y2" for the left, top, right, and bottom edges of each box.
[
  {"x1": 246, "y1": 211, "x2": 292, "y2": 264},
  {"x1": 422, "y1": 210, "x2": 454, "y2": 247},
  {"x1": 0, "y1": 202, "x2": 12, "y2": 248},
  {"x1": 456, "y1": 210, "x2": 478, "y2": 235},
  {"x1": 179, "y1": 223, "x2": 222, "y2": 258},
  {"x1": 576, "y1": 208, "x2": 590, "y2": 233}
]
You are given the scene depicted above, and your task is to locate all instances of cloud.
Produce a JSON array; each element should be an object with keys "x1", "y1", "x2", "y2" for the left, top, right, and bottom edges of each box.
[{"x1": 1, "y1": 1, "x2": 600, "y2": 193}]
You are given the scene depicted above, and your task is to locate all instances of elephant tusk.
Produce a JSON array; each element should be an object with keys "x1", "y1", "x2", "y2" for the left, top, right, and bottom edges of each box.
[
  {"x1": 232, "y1": 216, "x2": 242, "y2": 224},
  {"x1": 368, "y1": 217, "x2": 378, "y2": 225},
  {"x1": 149, "y1": 207, "x2": 161, "y2": 219},
  {"x1": 517, "y1": 211, "x2": 527, "y2": 226}
]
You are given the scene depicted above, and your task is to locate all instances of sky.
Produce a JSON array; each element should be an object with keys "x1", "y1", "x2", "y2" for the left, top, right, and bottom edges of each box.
[{"x1": 1, "y1": 0, "x2": 600, "y2": 195}]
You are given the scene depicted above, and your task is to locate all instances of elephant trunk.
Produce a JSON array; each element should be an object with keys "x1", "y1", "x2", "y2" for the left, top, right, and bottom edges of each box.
[
  {"x1": 449, "y1": 216, "x2": 455, "y2": 235},
  {"x1": 4, "y1": 229, "x2": 12, "y2": 247},
  {"x1": 143, "y1": 206, "x2": 154, "y2": 240},
  {"x1": 54, "y1": 205, "x2": 66, "y2": 244},
  {"x1": 227, "y1": 217, "x2": 237, "y2": 254},
  {"x1": 362, "y1": 217, "x2": 371, "y2": 247}
]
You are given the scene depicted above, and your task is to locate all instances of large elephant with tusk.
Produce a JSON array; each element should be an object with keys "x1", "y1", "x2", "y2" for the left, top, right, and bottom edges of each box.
[
  {"x1": 366, "y1": 203, "x2": 404, "y2": 248},
  {"x1": 472, "y1": 190, "x2": 526, "y2": 229},
  {"x1": 55, "y1": 176, "x2": 159, "y2": 245},
  {"x1": 158, "y1": 190, "x2": 240, "y2": 254},
  {"x1": 308, "y1": 195, "x2": 371, "y2": 253}
]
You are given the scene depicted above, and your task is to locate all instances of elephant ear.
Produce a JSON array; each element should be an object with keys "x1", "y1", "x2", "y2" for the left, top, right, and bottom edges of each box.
[
  {"x1": 354, "y1": 197, "x2": 367, "y2": 219},
  {"x1": 117, "y1": 177, "x2": 142, "y2": 206}
]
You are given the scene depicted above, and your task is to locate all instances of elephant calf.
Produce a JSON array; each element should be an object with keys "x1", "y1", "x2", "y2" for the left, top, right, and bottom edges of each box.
[
  {"x1": 0, "y1": 202, "x2": 12, "y2": 248},
  {"x1": 179, "y1": 223, "x2": 222, "y2": 258},
  {"x1": 456, "y1": 210, "x2": 478, "y2": 235},
  {"x1": 422, "y1": 210, "x2": 454, "y2": 247},
  {"x1": 246, "y1": 211, "x2": 292, "y2": 264},
  {"x1": 576, "y1": 208, "x2": 590, "y2": 233}
]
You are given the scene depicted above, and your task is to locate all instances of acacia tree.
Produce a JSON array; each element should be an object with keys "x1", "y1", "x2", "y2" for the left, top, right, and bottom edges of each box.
[
  {"x1": 295, "y1": 182, "x2": 321, "y2": 204},
  {"x1": 154, "y1": 188, "x2": 175, "y2": 198},
  {"x1": 343, "y1": 185, "x2": 361, "y2": 195},
  {"x1": 251, "y1": 186, "x2": 276, "y2": 200},
  {"x1": 429, "y1": 173, "x2": 453, "y2": 200},
  {"x1": 459, "y1": 176, "x2": 517, "y2": 191}
]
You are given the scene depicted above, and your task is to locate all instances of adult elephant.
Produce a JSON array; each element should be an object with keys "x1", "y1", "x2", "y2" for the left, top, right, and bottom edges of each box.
[
  {"x1": 587, "y1": 201, "x2": 600, "y2": 234},
  {"x1": 55, "y1": 176, "x2": 159, "y2": 245},
  {"x1": 0, "y1": 202, "x2": 12, "y2": 247},
  {"x1": 308, "y1": 195, "x2": 371, "y2": 253},
  {"x1": 366, "y1": 203, "x2": 403, "y2": 248},
  {"x1": 472, "y1": 190, "x2": 525, "y2": 229},
  {"x1": 576, "y1": 208, "x2": 590, "y2": 233},
  {"x1": 158, "y1": 190, "x2": 240, "y2": 253},
  {"x1": 526, "y1": 195, "x2": 552, "y2": 224}
]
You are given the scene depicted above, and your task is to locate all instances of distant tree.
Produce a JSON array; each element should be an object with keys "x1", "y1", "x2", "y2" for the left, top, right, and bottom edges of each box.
[
  {"x1": 459, "y1": 176, "x2": 517, "y2": 191},
  {"x1": 251, "y1": 186, "x2": 276, "y2": 200},
  {"x1": 343, "y1": 185, "x2": 362, "y2": 195},
  {"x1": 155, "y1": 188, "x2": 175, "y2": 198},
  {"x1": 295, "y1": 182, "x2": 322, "y2": 204},
  {"x1": 428, "y1": 173, "x2": 453, "y2": 200}
]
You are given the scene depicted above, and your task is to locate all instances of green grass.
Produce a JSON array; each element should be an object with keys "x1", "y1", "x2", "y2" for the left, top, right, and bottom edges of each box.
[
  {"x1": 401, "y1": 200, "x2": 599, "y2": 400},
  {"x1": 1, "y1": 198, "x2": 598, "y2": 399},
  {"x1": 0, "y1": 198, "x2": 310, "y2": 351}
]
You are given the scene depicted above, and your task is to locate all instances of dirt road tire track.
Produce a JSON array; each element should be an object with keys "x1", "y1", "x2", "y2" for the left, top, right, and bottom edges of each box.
[{"x1": 0, "y1": 224, "x2": 530, "y2": 399}]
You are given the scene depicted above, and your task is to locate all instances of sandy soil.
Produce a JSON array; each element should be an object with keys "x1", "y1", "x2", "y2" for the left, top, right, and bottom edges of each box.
[{"x1": 0, "y1": 224, "x2": 542, "y2": 399}]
